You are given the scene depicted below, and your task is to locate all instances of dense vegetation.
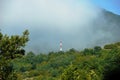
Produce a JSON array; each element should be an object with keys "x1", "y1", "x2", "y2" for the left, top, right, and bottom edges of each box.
[
  {"x1": 0, "y1": 30, "x2": 29, "y2": 80},
  {"x1": 1, "y1": 30, "x2": 120, "y2": 80}
]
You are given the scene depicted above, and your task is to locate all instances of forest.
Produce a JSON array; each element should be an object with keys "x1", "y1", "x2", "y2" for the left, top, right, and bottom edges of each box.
[{"x1": 0, "y1": 30, "x2": 120, "y2": 80}]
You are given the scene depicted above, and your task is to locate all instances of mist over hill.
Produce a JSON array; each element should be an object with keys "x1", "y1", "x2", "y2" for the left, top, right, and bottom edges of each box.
[
  {"x1": 28, "y1": 9, "x2": 120, "y2": 53},
  {"x1": 91, "y1": 9, "x2": 120, "y2": 46},
  {"x1": 2, "y1": 9, "x2": 120, "y2": 53},
  {"x1": 1, "y1": 0, "x2": 120, "y2": 53}
]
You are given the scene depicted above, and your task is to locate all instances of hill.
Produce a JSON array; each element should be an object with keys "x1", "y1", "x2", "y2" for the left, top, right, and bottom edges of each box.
[
  {"x1": 90, "y1": 9, "x2": 120, "y2": 46},
  {"x1": 11, "y1": 42, "x2": 120, "y2": 80}
]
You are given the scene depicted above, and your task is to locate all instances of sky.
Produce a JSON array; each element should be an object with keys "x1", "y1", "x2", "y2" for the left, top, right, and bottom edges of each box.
[
  {"x1": 0, "y1": 0, "x2": 120, "y2": 53},
  {"x1": 91, "y1": 0, "x2": 120, "y2": 15}
]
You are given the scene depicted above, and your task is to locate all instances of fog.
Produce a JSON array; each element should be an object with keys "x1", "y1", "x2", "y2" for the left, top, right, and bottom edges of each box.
[{"x1": 0, "y1": 0, "x2": 120, "y2": 53}]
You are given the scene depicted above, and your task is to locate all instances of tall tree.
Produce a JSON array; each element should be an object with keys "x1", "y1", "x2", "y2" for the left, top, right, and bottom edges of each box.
[{"x1": 0, "y1": 30, "x2": 29, "y2": 80}]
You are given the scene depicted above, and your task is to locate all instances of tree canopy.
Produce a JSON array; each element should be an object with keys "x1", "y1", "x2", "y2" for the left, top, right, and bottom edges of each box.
[
  {"x1": 0, "y1": 29, "x2": 120, "y2": 80},
  {"x1": 0, "y1": 30, "x2": 29, "y2": 80}
]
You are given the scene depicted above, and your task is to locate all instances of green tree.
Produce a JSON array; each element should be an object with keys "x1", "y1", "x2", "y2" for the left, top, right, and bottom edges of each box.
[
  {"x1": 0, "y1": 30, "x2": 29, "y2": 80},
  {"x1": 104, "y1": 44, "x2": 117, "y2": 49},
  {"x1": 93, "y1": 46, "x2": 102, "y2": 55},
  {"x1": 94, "y1": 46, "x2": 102, "y2": 52},
  {"x1": 61, "y1": 65, "x2": 80, "y2": 80},
  {"x1": 83, "y1": 48, "x2": 94, "y2": 55}
]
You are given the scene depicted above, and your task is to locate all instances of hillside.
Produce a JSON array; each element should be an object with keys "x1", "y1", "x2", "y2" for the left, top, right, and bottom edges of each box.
[
  {"x1": 90, "y1": 9, "x2": 120, "y2": 47},
  {"x1": 0, "y1": 9, "x2": 120, "y2": 80},
  {"x1": 11, "y1": 42, "x2": 120, "y2": 80},
  {"x1": 102, "y1": 9, "x2": 120, "y2": 37}
]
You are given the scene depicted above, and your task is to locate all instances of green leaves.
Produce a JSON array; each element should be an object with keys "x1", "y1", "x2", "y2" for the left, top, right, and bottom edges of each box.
[
  {"x1": 0, "y1": 30, "x2": 29, "y2": 79},
  {"x1": 0, "y1": 30, "x2": 29, "y2": 59},
  {"x1": 0, "y1": 30, "x2": 119, "y2": 80}
]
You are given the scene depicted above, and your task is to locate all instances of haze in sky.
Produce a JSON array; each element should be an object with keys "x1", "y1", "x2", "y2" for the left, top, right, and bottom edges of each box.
[{"x1": 0, "y1": 0, "x2": 120, "y2": 53}]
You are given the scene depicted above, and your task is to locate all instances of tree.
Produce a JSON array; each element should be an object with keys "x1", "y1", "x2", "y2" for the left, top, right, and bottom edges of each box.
[
  {"x1": 0, "y1": 30, "x2": 29, "y2": 80},
  {"x1": 104, "y1": 44, "x2": 117, "y2": 49},
  {"x1": 93, "y1": 46, "x2": 102, "y2": 55},
  {"x1": 94, "y1": 46, "x2": 102, "y2": 52},
  {"x1": 61, "y1": 65, "x2": 81, "y2": 80},
  {"x1": 83, "y1": 48, "x2": 94, "y2": 55}
]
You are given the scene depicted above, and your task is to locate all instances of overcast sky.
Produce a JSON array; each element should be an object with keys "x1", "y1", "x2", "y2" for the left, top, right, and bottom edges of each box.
[{"x1": 0, "y1": 0, "x2": 120, "y2": 53}]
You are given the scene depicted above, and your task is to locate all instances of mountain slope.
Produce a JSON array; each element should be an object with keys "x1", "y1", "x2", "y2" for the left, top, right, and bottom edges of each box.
[{"x1": 91, "y1": 9, "x2": 120, "y2": 46}]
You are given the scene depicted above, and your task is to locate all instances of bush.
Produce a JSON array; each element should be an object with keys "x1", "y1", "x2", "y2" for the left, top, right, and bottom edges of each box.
[{"x1": 104, "y1": 44, "x2": 117, "y2": 49}]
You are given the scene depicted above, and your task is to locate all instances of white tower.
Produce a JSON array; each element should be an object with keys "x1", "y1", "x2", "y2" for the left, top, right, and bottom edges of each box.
[{"x1": 60, "y1": 40, "x2": 62, "y2": 51}]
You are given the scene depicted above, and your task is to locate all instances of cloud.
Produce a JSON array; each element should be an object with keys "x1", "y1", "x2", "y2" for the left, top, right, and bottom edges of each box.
[
  {"x1": 1, "y1": 0, "x2": 110, "y2": 53},
  {"x1": 2, "y1": 0, "x2": 100, "y2": 28}
]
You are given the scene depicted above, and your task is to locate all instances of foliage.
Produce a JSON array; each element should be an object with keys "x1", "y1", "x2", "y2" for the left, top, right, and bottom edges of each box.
[
  {"x1": 10, "y1": 41, "x2": 120, "y2": 80},
  {"x1": 0, "y1": 30, "x2": 29, "y2": 80},
  {"x1": 104, "y1": 44, "x2": 117, "y2": 49},
  {"x1": 1, "y1": 30, "x2": 120, "y2": 80}
]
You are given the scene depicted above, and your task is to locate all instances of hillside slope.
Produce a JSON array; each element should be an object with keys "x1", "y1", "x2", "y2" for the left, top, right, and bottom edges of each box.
[{"x1": 91, "y1": 9, "x2": 120, "y2": 46}]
